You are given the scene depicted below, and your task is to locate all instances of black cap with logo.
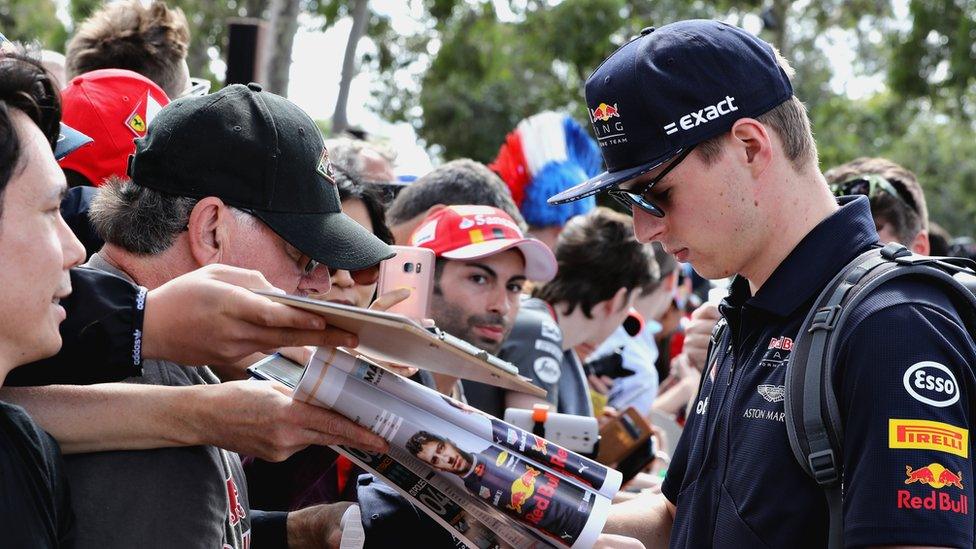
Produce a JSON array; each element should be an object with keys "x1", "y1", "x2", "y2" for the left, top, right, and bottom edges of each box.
[
  {"x1": 128, "y1": 83, "x2": 393, "y2": 270},
  {"x1": 548, "y1": 20, "x2": 793, "y2": 205}
]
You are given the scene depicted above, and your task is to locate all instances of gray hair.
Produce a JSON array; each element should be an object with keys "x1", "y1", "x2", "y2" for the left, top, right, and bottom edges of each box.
[
  {"x1": 90, "y1": 178, "x2": 254, "y2": 255},
  {"x1": 324, "y1": 136, "x2": 396, "y2": 179}
]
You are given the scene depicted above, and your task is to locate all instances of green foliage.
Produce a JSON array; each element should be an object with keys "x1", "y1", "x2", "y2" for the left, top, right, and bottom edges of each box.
[{"x1": 1, "y1": 0, "x2": 66, "y2": 50}]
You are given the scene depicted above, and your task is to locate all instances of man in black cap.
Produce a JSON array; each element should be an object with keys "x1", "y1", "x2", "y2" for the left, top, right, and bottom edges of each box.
[
  {"x1": 9, "y1": 82, "x2": 393, "y2": 549},
  {"x1": 549, "y1": 20, "x2": 976, "y2": 549}
]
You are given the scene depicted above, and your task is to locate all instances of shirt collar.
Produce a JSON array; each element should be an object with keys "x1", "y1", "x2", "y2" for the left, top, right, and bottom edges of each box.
[{"x1": 724, "y1": 195, "x2": 878, "y2": 317}]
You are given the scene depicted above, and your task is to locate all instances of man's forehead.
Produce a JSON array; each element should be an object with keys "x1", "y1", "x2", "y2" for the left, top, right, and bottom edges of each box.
[{"x1": 9, "y1": 110, "x2": 65, "y2": 199}]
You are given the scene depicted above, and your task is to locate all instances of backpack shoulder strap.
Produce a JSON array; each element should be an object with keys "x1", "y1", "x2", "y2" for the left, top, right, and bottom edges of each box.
[{"x1": 784, "y1": 242, "x2": 976, "y2": 549}]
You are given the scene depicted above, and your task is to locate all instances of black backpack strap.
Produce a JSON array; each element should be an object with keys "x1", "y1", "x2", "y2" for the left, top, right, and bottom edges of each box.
[{"x1": 785, "y1": 242, "x2": 976, "y2": 549}]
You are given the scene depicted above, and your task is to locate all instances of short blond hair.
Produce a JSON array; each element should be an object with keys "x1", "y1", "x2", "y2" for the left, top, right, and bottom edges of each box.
[{"x1": 695, "y1": 49, "x2": 818, "y2": 173}]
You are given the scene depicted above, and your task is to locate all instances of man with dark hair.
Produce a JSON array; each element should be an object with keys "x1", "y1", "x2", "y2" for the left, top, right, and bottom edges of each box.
[
  {"x1": 9, "y1": 82, "x2": 392, "y2": 548},
  {"x1": 515, "y1": 207, "x2": 656, "y2": 417},
  {"x1": 405, "y1": 430, "x2": 474, "y2": 474},
  {"x1": 408, "y1": 205, "x2": 557, "y2": 403},
  {"x1": 386, "y1": 159, "x2": 527, "y2": 244},
  {"x1": 0, "y1": 51, "x2": 87, "y2": 548},
  {"x1": 548, "y1": 20, "x2": 976, "y2": 548},
  {"x1": 587, "y1": 243, "x2": 673, "y2": 416},
  {"x1": 825, "y1": 157, "x2": 930, "y2": 254},
  {"x1": 66, "y1": 0, "x2": 191, "y2": 98}
]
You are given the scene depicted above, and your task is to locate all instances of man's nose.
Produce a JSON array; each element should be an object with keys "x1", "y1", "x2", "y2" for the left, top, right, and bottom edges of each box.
[
  {"x1": 632, "y1": 205, "x2": 666, "y2": 243},
  {"x1": 331, "y1": 269, "x2": 355, "y2": 288}
]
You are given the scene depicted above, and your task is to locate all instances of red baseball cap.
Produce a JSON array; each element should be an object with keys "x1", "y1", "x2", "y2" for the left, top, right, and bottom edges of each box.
[
  {"x1": 410, "y1": 205, "x2": 558, "y2": 281},
  {"x1": 59, "y1": 69, "x2": 170, "y2": 186}
]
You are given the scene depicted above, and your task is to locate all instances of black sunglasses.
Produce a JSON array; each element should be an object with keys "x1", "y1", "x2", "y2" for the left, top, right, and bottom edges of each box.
[
  {"x1": 607, "y1": 145, "x2": 697, "y2": 217},
  {"x1": 830, "y1": 174, "x2": 919, "y2": 216}
]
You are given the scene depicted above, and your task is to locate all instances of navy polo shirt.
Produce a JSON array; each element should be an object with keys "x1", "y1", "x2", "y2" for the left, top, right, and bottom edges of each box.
[{"x1": 662, "y1": 197, "x2": 976, "y2": 548}]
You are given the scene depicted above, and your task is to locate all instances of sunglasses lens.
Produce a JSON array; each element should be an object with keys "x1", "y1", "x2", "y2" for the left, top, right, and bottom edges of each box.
[{"x1": 351, "y1": 264, "x2": 380, "y2": 286}]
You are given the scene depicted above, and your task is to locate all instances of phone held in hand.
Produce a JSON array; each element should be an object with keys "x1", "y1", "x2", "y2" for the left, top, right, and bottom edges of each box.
[{"x1": 377, "y1": 245, "x2": 435, "y2": 321}]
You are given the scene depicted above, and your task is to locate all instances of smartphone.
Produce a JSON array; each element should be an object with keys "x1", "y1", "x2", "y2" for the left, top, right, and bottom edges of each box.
[{"x1": 376, "y1": 245, "x2": 435, "y2": 321}]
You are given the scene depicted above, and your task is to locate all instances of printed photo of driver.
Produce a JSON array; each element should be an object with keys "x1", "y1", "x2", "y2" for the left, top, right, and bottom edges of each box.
[{"x1": 406, "y1": 430, "x2": 590, "y2": 545}]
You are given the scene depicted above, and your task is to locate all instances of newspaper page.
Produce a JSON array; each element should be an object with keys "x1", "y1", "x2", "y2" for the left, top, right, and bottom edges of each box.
[
  {"x1": 295, "y1": 347, "x2": 613, "y2": 549},
  {"x1": 328, "y1": 349, "x2": 621, "y2": 499}
]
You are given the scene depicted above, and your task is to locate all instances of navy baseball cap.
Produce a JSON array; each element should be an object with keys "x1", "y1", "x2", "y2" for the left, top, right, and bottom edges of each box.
[{"x1": 549, "y1": 20, "x2": 793, "y2": 205}]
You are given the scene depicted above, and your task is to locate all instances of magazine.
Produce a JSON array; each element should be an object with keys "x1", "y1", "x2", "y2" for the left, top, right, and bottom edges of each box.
[{"x1": 250, "y1": 348, "x2": 619, "y2": 548}]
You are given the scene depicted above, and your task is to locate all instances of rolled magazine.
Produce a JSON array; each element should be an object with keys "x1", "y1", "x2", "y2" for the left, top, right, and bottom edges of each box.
[{"x1": 294, "y1": 347, "x2": 615, "y2": 549}]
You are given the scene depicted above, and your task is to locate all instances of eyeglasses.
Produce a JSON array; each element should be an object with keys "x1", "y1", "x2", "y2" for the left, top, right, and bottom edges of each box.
[
  {"x1": 830, "y1": 174, "x2": 919, "y2": 215},
  {"x1": 297, "y1": 254, "x2": 321, "y2": 278},
  {"x1": 607, "y1": 145, "x2": 697, "y2": 217},
  {"x1": 179, "y1": 77, "x2": 211, "y2": 98}
]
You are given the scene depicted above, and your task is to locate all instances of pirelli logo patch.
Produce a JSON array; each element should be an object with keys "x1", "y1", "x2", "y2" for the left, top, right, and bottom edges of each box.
[{"x1": 889, "y1": 418, "x2": 968, "y2": 458}]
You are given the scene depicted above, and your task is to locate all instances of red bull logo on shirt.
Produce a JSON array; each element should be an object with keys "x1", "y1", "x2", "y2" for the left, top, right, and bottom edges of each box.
[
  {"x1": 899, "y1": 463, "x2": 968, "y2": 515},
  {"x1": 904, "y1": 463, "x2": 964, "y2": 489}
]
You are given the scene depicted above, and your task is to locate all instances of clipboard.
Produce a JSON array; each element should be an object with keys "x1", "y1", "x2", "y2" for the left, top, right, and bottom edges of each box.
[{"x1": 256, "y1": 291, "x2": 546, "y2": 397}]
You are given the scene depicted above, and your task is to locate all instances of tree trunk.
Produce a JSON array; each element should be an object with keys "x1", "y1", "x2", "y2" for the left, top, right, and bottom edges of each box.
[
  {"x1": 332, "y1": 0, "x2": 370, "y2": 135},
  {"x1": 264, "y1": 0, "x2": 301, "y2": 95}
]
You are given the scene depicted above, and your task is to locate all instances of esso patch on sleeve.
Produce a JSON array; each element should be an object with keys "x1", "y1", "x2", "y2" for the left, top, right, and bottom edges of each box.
[{"x1": 903, "y1": 362, "x2": 960, "y2": 408}]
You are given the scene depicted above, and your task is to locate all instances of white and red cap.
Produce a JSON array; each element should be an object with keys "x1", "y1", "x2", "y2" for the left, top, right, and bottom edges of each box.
[{"x1": 410, "y1": 205, "x2": 558, "y2": 281}]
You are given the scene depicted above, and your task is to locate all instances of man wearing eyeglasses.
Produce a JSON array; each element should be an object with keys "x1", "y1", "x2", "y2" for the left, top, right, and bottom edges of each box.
[
  {"x1": 825, "y1": 157, "x2": 930, "y2": 255},
  {"x1": 8, "y1": 82, "x2": 393, "y2": 549},
  {"x1": 550, "y1": 20, "x2": 976, "y2": 549}
]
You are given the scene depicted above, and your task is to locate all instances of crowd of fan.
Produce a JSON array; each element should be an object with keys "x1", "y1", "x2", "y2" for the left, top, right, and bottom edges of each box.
[{"x1": 1, "y1": 2, "x2": 974, "y2": 548}]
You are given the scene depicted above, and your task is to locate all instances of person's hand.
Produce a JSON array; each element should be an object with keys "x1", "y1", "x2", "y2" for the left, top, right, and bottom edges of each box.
[
  {"x1": 189, "y1": 380, "x2": 387, "y2": 462},
  {"x1": 594, "y1": 533, "x2": 647, "y2": 549},
  {"x1": 668, "y1": 353, "x2": 698, "y2": 381},
  {"x1": 681, "y1": 302, "x2": 721, "y2": 370},
  {"x1": 363, "y1": 288, "x2": 420, "y2": 377},
  {"x1": 141, "y1": 264, "x2": 358, "y2": 367},
  {"x1": 589, "y1": 373, "x2": 615, "y2": 395},
  {"x1": 598, "y1": 405, "x2": 619, "y2": 428},
  {"x1": 287, "y1": 502, "x2": 356, "y2": 549}
]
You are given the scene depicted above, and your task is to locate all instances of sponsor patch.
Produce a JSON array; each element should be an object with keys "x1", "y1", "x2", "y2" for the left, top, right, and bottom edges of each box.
[
  {"x1": 904, "y1": 462, "x2": 964, "y2": 489},
  {"x1": 757, "y1": 384, "x2": 785, "y2": 403},
  {"x1": 533, "y1": 356, "x2": 561, "y2": 385},
  {"x1": 534, "y1": 339, "x2": 563, "y2": 359},
  {"x1": 316, "y1": 147, "x2": 335, "y2": 184},
  {"x1": 903, "y1": 362, "x2": 959, "y2": 408},
  {"x1": 539, "y1": 319, "x2": 561, "y2": 342},
  {"x1": 589, "y1": 100, "x2": 627, "y2": 146},
  {"x1": 890, "y1": 419, "x2": 968, "y2": 458},
  {"x1": 479, "y1": 486, "x2": 491, "y2": 499}
]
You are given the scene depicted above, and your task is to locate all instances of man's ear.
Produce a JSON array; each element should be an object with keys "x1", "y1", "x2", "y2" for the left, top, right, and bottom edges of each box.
[
  {"x1": 602, "y1": 286, "x2": 630, "y2": 316},
  {"x1": 186, "y1": 197, "x2": 232, "y2": 267},
  {"x1": 912, "y1": 230, "x2": 930, "y2": 256},
  {"x1": 729, "y1": 118, "x2": 773, "y2": 178}
]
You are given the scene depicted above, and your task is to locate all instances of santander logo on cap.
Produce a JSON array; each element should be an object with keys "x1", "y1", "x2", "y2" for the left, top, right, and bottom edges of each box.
[{"x1": 408, "y1": 205, "x2": 558, "y2": 281}]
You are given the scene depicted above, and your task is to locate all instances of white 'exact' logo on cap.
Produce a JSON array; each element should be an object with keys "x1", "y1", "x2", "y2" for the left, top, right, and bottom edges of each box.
[{"x1": 663, "y1": 96, "x2": 738, "y2": 135}]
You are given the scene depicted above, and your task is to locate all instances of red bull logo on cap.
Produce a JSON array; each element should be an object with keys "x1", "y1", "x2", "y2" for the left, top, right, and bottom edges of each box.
[
  {"x1": 508, "y1": 467, "x2": 541, "y2": 514},
  {"x1": 590, "y1": 102, "x2": 620, "y2": 123},
  {"x1": 904, "y1": 462, "x2": 964, "y2": 489}
]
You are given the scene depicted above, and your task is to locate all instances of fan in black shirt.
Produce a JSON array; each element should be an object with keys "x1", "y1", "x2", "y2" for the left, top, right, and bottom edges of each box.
[{"x1": 0, "y1": 50, "x2": 88, "y2": 546}]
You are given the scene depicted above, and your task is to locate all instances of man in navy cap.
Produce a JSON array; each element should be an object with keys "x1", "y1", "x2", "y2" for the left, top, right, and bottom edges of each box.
[{"x1": 550, "y1": 20, "x2": 976, "y2": 549}]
